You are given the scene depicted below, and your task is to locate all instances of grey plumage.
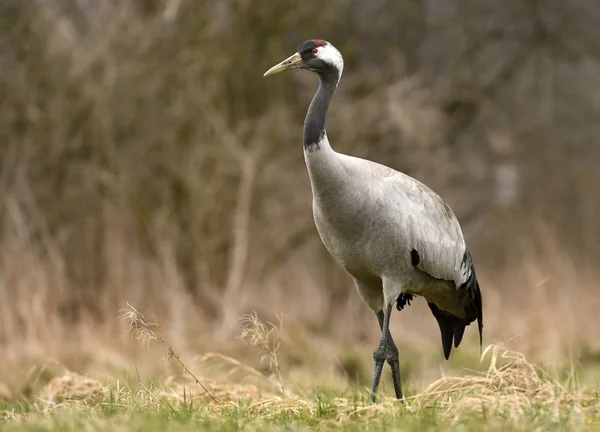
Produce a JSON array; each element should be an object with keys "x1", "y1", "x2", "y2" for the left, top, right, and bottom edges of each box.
[{"x1": 264, "y1": 40, "x2": 483, "y2": 402}]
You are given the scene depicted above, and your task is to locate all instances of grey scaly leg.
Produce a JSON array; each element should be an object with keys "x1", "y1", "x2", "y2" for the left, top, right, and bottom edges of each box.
[
  {"x1": 369, "y1": 304, "x2": 403, "y2": 402},
  {"x1": 369, "y1": 309, "x2": 386, "y2": 402},
  {"x1": 377, "y1": 310, "x2": 404, "y2": 401}
]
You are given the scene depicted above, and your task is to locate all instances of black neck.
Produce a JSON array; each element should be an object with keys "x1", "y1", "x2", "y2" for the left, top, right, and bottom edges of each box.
[{"x1": 303, "y1": 70, "x2": 339, "y2": 149}]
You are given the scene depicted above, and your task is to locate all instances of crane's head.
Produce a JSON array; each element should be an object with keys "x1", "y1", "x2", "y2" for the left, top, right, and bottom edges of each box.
[{"x1": 263, "y1": 40, "x2": 343, "y2": 80}]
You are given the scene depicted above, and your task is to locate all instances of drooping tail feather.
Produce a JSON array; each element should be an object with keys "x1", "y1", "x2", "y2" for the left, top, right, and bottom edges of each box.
[
  {"x1": 453, "y1": 322, "x2": 466, "y2": 348},
  {"x1": 428, "y1": 303, "x2": 454, "y2": 360},
  {"x1": 428, "y1": 249, "x2": 483, "y2": 360},
  {"x1": 460, "y1": 250, "x2": 483, "y2": 351},
  {"x1": 472, "y1": 278, "x2": 483, "y2": 351},
  {"x1": 427, "y1": 302, "x2": 469, "y2": 360}
]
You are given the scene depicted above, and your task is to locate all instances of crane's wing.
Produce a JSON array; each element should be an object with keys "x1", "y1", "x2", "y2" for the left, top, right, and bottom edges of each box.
[
  {"x1": 383, "y1": 171, "x2": 483, "y2": 355},
  {"x1": 383, "y1": 172, "x2": 466, "y2": 284}
]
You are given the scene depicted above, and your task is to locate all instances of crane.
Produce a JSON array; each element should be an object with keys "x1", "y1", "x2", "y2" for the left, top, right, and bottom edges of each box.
[{"x1": 264, "y1": 40, "x2": 483, "y2": 402}]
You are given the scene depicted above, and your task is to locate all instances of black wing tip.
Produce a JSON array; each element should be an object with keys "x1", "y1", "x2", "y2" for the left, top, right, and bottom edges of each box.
[
  {"x1": 453, "y1": 322, "x2": 466, "y2": 348},
  {"x1": 430, "y1": 249, "x2": 484, "y2": 359},
  {"x1": 473, "y1": 277, "x2": 484, "y2": 349},
  {"x1": 460, "y1": 249, "x2": 484, "y2": 347},
  {"x1": 442, "y1": 331, "x2": 453, "y2": 360},
  {"x1": 443, "y1": 347, "x2": 451, "y2": 360},
  {"x1": 428, "y1": 302, "x2": 455, "y2": 360},
  {"x1": 477, "y1": 312, "x2": 483, "y2": 349}
]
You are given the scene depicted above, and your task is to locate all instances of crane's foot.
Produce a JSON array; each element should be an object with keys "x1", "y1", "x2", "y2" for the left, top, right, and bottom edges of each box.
[
  {"x1": 369, "y1": 343, "x2": 404, "y2": 402},
  {"x1": 387, "y1": 356, "x2": 404, "y2": 400},
  {"x1": 369, "y1": 346, "x2": 386, "y2": 403},
  {"x1": 396, "y1": 293, "x2": 413, "y2": 311}
]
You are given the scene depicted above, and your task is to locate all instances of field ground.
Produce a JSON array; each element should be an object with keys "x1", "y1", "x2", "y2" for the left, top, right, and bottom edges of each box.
[
  {"x1": 3, "y1": 383, "x2": 599, "y2": 432},
  {"x1": 1, "y1": 349, "x2": 599, "y2": 431},
  {"x1": 2, "y1": 249, "x2": 600, "y2": 431},
  {"x1": 2, "y1": 310, "x2": 600, "y2": 431}
]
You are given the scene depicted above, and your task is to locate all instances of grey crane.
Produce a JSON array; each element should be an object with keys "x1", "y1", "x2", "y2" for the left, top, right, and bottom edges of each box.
[{"x1": 264, "y1": 40, "x2": 483, "y2": 402}]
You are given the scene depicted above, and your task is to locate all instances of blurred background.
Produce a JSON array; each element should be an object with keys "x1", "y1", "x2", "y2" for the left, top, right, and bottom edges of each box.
[{"x1": 1, "y1": 0, "x2": 600, "y2": 393}]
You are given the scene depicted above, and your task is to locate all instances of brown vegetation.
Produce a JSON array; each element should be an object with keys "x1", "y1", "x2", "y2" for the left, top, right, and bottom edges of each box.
[{"x1": 1, "y1": 0, "x2": 600, "y2": 394}]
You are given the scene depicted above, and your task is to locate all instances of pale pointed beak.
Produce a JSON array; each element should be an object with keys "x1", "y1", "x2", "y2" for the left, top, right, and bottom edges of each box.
[{"x1": 263, "y1": 52, "x2": 302, "y2": 77}]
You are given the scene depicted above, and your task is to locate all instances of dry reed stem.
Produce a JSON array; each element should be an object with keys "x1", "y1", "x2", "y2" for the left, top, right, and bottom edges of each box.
[
  {"x1": 118, "y1": 303, "x2": 221, "y2": 407},
  {"x1": 239, "y1": 312, "x2": 287, "y2": 397}
]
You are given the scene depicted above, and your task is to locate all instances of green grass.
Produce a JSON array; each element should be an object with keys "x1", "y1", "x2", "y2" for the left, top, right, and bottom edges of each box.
[
  {"x1": 2, "y1": 310, "x2": 599, "y2": 431},
  {"x1": 1, "y1": 388, "x2": 598, "y2": 432}
]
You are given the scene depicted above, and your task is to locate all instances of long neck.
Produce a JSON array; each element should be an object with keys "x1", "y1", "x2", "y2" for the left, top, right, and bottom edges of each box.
[{"x1": 303, "y1": 70, "x2": 338, "y2": 150}]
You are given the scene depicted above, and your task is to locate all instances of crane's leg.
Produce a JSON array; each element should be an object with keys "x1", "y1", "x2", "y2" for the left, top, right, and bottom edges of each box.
[
  {"x1": 375, "y1": 310, "x2": 403, "y2": 400},
  {"x1": 369, "y1": 308, "x2": 386, "y2": 402},
  {"x1": 352, "y1": 278, "x2": 403, "y2": 401},
  {"x1": 370, "y1": 302, "x2": 403, "y2": 402}
]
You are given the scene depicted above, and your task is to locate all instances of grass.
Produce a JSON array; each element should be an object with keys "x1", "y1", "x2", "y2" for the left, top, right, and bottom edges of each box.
[
  {"x1": 1, "y1": 308, "x2": 599, "y2": 431},
  {"x1": 1, "y1": 355, "x2": 598, "y2": 431}
]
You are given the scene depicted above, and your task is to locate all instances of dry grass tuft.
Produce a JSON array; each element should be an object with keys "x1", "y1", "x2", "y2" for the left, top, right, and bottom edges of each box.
[
  {"x1": 118, "y1": 303, "x2": 220, "y2": 406},
  {"x1": 118, "y1": 303, "x2": 159, "y2": 348},
  {"x1": 412, "y1": 344, "x2": 599, "y2": 424},
  {"x1": 39, "y1": 372, "x2": 103, "y2": 406},
  {"x1": 211, "y1": 396, "x2": 316, "y2": 417},
  {"x1": 162, "y1": 353, "x2": 289, "y2": 405},
  {"x1": 240, "y1": 312, "x2": 286, "y2": 396},
  {"x1": 163, "y1": 376, "x2": 263, "y2": 404},
  {"x1": 123, "y1": 310, "x2": 292, "y2": 406}
]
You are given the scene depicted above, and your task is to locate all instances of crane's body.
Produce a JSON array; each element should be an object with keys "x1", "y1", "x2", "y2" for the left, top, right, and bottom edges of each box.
[
  {"x1": 264, "y1": 40, "x2": 483, "y2": 402},
  {"x1": 308, "y1": 144, "x2": 467, "y2": 315}
]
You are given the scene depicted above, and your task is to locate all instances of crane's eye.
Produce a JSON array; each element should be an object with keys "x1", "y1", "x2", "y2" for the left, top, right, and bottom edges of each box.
[{"x1": 311, "y1": 48, "x2": 318, "y2": 55}]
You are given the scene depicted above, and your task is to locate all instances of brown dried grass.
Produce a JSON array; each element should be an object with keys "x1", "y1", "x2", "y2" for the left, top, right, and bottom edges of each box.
[
  {"x1": 29, "y1": 343, "x2": 597, "y2": 425},
  {"x1": 1, "y1": 2, "x2": 600, "y2": 394},
  {"x1": 411, "y1": 344, "x2": 600, "y2": 424},
  {"x1": 163, "y1": 344, "x2": 599, "y2": 423},
  {"x1": 39, "y1": 372, "x2": 103, "y2": 407}
]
